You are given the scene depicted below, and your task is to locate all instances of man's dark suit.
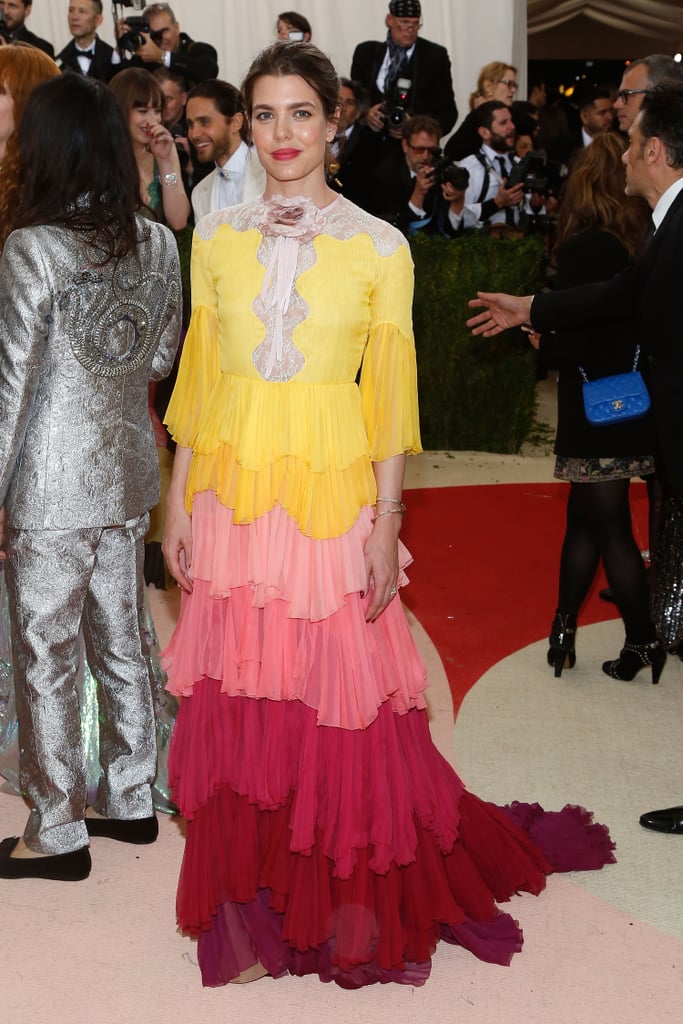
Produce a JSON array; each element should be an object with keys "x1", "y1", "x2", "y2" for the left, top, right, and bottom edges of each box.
[
  {"x1": 362, "y1": 145, "x2": 439, "y2": 233},
  {"x1": 329, "y1": 123, "x2": 382, "y2": 209},
  {"x1": 57, "y1": 37, "x2": 118, "y2": 83},
  {"x1": 531, "y1": 186, "x2": 683, "y2": 496},
  {"x1": 128, "y1": 32, "x2": 217, "y2": 85},
  {"x1": 2, "y1": 22, "x2": 54, "y2": 56},
  {"x1": 350, "y1": 36, "x2": 457, "y2": 136}
]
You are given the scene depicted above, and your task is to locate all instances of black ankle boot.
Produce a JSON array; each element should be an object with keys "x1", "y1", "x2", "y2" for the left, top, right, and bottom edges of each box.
[
  {"x1": 602, "y1": 639, "x2": 666, "y2": 684},
  {"x1": 547, "y1": 610, "x2": 577, "y2": 678}
]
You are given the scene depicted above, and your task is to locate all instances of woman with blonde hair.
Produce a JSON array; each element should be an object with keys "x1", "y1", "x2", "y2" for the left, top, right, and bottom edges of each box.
[
  {"x1": 0, "y1": 44, "x2": 60, "y2": 248},
  {"x1": 533, "y1": 132, "x2": 661, "y2": 682},
  {"x1": 445, "y1": 60, "x2": 534, "y2": 160}
]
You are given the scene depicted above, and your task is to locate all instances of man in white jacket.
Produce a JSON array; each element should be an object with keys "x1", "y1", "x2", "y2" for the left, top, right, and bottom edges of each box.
[{"x1": 187, "y1": 79, "x2": 264, "y2": 220}]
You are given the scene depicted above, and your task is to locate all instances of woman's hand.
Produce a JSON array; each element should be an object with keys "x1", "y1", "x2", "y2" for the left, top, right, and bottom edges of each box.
[
  {"x1": 146, "y1": 122, "x2": 176, "y2": 164},
  {"x1": 162, "y1": 445, "x2": 194, "y2": 592},
  {"x1": 363, "y1": 514, "x2": 400, "y2": 621},
  {"x1": 162, "y1": 493, "x2": 193, "y2": 592}
]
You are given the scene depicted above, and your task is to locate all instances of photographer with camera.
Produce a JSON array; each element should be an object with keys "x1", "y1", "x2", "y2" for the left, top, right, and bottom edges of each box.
[
  {"x1": 362, "y1": 113, "x2": 442, "y2": 234},
  {"x1": 57, "y1": 1, "x2": 120, "y2": 83},
  {"x1": 117, "y1": 2, "x2": 217, "y2": 86},
  {"x1": 350, "y1": 0, "x2": 456, "y2": 142},
  {"x1": 456, "y1": 101, "x2": 526, "y2": 230},
  {"x1": 0, "y1": 1, "x2": 53, "y2": 55}
]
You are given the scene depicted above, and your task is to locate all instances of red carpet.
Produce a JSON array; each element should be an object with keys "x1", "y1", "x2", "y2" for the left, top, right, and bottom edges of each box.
[{"x1": 401, "y1": 482, "x2": 649, "y2": 715}]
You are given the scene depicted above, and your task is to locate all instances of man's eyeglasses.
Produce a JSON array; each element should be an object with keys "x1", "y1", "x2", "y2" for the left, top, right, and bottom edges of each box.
[
  {"x1": 616, "y1": 88, "x2": 649, "y2": 104},
  {"x1": 498, "y1": 79, "x2": 519, "y2": 92},
  {"x1": 394, "y1": 19, "x2": 422, "y2": 30},
  {"x1": 406, "y1": 143, "x2": 436, "y2": 156}
]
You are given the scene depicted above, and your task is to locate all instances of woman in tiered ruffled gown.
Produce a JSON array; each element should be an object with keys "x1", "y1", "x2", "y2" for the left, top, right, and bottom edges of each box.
[{"x1": 161, "y1": 42, "x2": 614, "y2": 989}]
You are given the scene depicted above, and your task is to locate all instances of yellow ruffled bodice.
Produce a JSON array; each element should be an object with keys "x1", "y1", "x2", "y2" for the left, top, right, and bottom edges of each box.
[{"x1": 164, "y1": 198, "x2": 422, "y2": 540}]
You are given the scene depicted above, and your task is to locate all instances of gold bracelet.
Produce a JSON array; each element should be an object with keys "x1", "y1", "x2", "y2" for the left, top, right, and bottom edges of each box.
[
  {"x1": 375, "y1": 497, "x2": 407, "y2": 514},
  {"x1": 374, "y1": 508, "x2": 405, "y2": 518}
]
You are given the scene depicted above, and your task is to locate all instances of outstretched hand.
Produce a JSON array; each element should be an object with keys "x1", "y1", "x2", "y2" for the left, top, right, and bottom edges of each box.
[{"x1": 466, "y1": 292, "x2": 534, "y2": 337}]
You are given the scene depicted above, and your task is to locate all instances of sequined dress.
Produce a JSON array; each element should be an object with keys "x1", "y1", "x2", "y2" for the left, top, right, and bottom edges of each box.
[{"x1": 163, "y1": 194, "x2": 614, "y2": 988}]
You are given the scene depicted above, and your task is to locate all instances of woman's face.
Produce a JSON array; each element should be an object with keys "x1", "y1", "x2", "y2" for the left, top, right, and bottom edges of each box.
[
  {"x1": 128, "y1": 99, "x2": 162, "y2": 147},
  {"x1": 492, "y1": 67, "x2": 518, "y2": 106},
  {"x1": 0, "y1": 78, "x2": 15, "y2": 160},
  {"x1": 250, "y1": 74, "x2": 336, "y2": 194}
]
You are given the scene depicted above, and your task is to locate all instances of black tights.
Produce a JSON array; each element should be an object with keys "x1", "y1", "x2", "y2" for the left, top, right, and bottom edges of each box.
[{"x1": 558, "y1": 479, "x2": 654, "y2": 642}]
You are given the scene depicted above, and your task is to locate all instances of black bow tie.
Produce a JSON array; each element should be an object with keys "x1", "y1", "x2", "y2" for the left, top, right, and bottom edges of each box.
[{"x1": 78, "y1": 48, "x2": 95, "y2": 59}]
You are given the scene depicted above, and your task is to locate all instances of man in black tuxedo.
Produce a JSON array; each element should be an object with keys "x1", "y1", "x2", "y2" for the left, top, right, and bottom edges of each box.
[
  {"x1": 547, "y1": 84, "x2": 613, "y2": 173},
  {"x1": 327, "y1": 78, "x2": 375, "y2": 206},
  {"x1": 57, "y1": 0, "x2": 120, "y2": 83},
  {"x1": 467, "y1": 85, "x2": 683, "y2": 833},
  {"x1": 350, "y1": 0, "x2": 456, "y2": 140},
  {"x1": 0, "y1": 0, "x2": 53, "y2": 55}
]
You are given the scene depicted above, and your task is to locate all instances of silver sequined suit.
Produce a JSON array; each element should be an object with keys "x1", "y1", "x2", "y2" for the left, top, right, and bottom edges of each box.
[{"x1": 0, "y1": 218, "x2": 182, "y2": 854}]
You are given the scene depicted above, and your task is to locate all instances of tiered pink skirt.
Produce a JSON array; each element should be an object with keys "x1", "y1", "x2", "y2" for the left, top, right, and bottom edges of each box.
[{"x1": 164, "y1": 492, "x2": 615, "y2": 988}]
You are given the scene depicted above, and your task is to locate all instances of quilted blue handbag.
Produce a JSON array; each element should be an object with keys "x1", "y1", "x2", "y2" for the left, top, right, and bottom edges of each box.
[{"x1": 579, "y1": 346, "x2": 650, "y2": 426}]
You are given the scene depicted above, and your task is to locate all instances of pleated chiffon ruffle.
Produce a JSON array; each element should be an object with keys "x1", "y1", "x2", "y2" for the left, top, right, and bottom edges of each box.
[
  {"x1": 162, "y1": 494, "x2": 425, "y2": 730},
  {"x1": 168, "y1": 685, "x2": 614, "y2": 989}
]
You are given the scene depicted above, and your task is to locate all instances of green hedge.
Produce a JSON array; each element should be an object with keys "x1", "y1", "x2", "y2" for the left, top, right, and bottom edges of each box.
[{"x1": 411, "y1": 232, "x2": 545, "y2": 453}]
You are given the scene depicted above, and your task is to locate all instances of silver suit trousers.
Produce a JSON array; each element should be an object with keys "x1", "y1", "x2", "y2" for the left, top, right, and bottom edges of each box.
[{"x1": 5, "y1": 515, "x2": 156, "y2": 854}]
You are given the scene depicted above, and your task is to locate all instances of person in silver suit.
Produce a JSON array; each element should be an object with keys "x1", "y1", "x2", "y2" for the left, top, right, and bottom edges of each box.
[{"x1": 0, "y1": 73, "x2": 182, "y2": 881}]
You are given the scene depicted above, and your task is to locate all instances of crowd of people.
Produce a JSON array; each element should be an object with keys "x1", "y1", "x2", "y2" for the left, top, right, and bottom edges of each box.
[{"x1": 1, "y1": 0, "x2": 683, "y2": 996}]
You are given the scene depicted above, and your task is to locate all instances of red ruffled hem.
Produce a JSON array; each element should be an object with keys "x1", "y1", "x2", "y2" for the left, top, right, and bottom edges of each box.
[{"x1": 167, "y1": 685, "x2": 616, "y2": 986}]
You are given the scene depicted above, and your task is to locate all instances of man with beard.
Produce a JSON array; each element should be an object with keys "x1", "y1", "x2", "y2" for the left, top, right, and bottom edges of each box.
[
  {"x1": 57, "y1": 1, "x2": 120, "y2": 83},
  {"x1": 456, "y1": 101, "x2": 525, "y2": 229},
  {"x1": 0, "y1": 0, "x2": 53, "y2": 55},
  {"x1": 186, "y1": 79, "x2": 264, "y2": 221}
]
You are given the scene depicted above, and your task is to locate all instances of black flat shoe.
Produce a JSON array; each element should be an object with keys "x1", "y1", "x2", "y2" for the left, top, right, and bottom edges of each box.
[
  {"x1": 85, "y1": 814, "x2": 158, "y2": 844},
  {"x1": 639, "y1": 806, "x2": 683, "y2": 834},
  {"x1": 0, "y1": 837, "x2": 91, "y2": 881}
]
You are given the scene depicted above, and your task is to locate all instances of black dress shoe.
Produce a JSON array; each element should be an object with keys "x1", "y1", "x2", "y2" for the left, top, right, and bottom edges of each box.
[
  {"x1": 599, "y1": 587, "x2": 616, "y2": 604},
  {"x1": 639, "y1": 806, "x2": 683, "y2": 834},
  {"x1": 0, "y1": 837, "x2": 91, "y2": 880},
  {"x1": 85, "y1": 814, "x2": 158, "y2": 844}
]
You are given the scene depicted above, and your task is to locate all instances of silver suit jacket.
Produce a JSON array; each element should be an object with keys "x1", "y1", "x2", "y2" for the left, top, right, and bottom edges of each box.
[{"x1": 0, "y1": 217, "x2": 182, "y2": 529}]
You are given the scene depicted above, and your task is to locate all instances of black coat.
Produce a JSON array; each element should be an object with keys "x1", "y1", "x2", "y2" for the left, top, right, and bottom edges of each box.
[
  {"x1": 3, "y1": 23, "x2": 54, "y2": 56},
  {"x1": 532, "y1": 188, "x2": 683, "y2": 494},
  {"x1": 57, "y1": 37, "x2": 118, "y2": 83},
  {"x1": 538, "y1": 229, "x2": 654, "y2": 460},
  {"x1": 127, "y1": 33, "x2": 218, "y2": 85},
  {"x1": 361, "y1": 144, "x2": 439, "y2": 233},
  {"x1": 350, "y1": 36, "x2": 457, "y2": 136}
]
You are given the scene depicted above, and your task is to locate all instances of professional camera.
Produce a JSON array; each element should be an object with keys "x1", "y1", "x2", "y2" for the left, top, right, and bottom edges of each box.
[
  {"x1": 383, "y1": 77, "x2": 412, "y2": 130},
  {"x1": 113, "y1": 0, "x2": 158, "y2": 53},
  {"x1": 428, "y1": 152, "x2": 470, "y2": 191},
  {"x1": 506, "y1": 150, "x2": 549, "y2": 194}
]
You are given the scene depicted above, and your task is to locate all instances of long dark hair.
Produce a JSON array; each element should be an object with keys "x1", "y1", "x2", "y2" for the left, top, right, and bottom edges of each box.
[{"x1": 14, "y1": 75, "x2": 143, "y2": 262}]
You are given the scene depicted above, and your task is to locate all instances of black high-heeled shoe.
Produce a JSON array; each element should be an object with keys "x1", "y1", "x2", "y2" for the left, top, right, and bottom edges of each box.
[
  {"x1": 602, "y1": 639, "x2": 666, "y2": 684},
  {"x1": 547, "y1": 610, "x2": 577, "y2": 678}
]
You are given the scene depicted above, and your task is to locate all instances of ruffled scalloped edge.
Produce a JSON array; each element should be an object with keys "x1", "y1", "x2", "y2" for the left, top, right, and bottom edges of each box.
[{"x1": 189, "y1": 492, "x2": 411, "y2": 619}]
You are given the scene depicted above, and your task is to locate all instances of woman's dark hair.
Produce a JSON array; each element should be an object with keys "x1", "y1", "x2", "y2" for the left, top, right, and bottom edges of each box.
[
  {"x1": 14, "y1": 75, "x2": 143, "y2": 262},
  {"x1": 277, "y1": 11, "x2": 312, "y2": 38},
  {"x1": 242, "y1": 41, "x2": 339, "y2": 121},
  {"x1": 109, "y1": 66, "x2": 164, "y2": 118},
  {"x1": 554, "y1": 132, "x2": 650, "y2": 262}
]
